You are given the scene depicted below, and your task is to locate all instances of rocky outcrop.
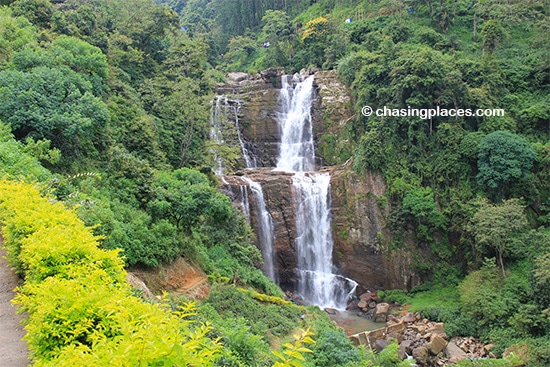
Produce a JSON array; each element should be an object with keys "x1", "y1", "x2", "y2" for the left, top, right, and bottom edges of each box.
[
  {"x1": 223, "y1": 169, "x2": 298, "y2": 288},
  {"x1": 329, "y1": 164, "x2": 421, "y2": 290},
  {"x1": 351, "y1": 313, "x2": 504, "y2": 366},
  {"x1": 311, "y1": 70, "x2": 354, "y2": 165},
  {"x1": 216, "y1": 69, "x2": 420, "y2": 292}
]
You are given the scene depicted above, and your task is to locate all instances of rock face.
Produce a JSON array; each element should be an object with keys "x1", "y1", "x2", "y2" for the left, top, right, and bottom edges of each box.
[
  {"x1": 215, "y1": 69, "x2": 421, "y2": 292},
  {"x1": 223, "y1": 170, "x2": 298, "y2": 288}
]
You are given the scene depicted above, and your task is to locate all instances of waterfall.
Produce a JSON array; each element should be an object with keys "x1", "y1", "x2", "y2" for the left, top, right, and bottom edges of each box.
[
  {"x1": 210, "y1": 96, "x2": 226, "y2": 176},
  {"x1": 233, "y1": 101, "x2": 257, "y2": 169},
  {"x1": 275, "y1": 75, "x2": 315, "y2": 172},
  {"x1": 241, "y1": 177, "x2": 277, "y2": 282},
  {"x1": 293, "y1": 173, "x2": 357, "y2": 309},
  {"x1": 240, "y1": 184, "x2": 251, "y2": 224},
  {"x1": 275, "y1": 74, "x2": 356, "y2": 310},
  {"x1": 209, "y1": 95, "x2": 257, "y2": 172}
]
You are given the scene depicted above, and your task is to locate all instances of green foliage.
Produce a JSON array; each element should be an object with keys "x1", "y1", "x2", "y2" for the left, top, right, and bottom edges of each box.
[
  {"x1": 477, "y1": 131, "x2": 536, "y2": 200},
  {"x1": 402, "y1": 187, "x2": 447, "y2": 231},
  {"x1": 459, "y1": 260, "x2": 530, "y2": 333},
  {"x1": 150, "y1": 168, "x2": 231, "y2": 230},
  {"x1": 468, "y1": 198, "x2": 528, "y2": 276},
  {"x1": 310, "y1": 329, "x2": 361, "y2": 367},
  {"x1": 0, "y1": 122, "x2": 53, "y2": 182},
  {"x1": 10, "y1": 0, "x2": 53, "y2": 29},
  {"x1": 0, "y1": 180, "x2": 222, "y2": 365},
  {"x1": 0, "y1": 6, "x2": 36, "y2": 64},
  {"x1": 0, "y1": 36, "x2": 110, "y2": 159},
  {"x1": 205, "y1": 285, "x2": 304, "y2": 338},
  {"x1": 272, "y1": 329, "x2": 315, "y2": 367},
  {"x1": 378, "y1": 289, "x2": 410, "y2": 305},
  {"x1": 452, "y1": 354, "x2": 523, "y2": 367}
]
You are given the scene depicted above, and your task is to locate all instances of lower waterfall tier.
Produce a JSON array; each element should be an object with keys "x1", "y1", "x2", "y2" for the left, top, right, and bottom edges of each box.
[{"x1": 222, "y1": 167, "x2": 422, "y2": 301}]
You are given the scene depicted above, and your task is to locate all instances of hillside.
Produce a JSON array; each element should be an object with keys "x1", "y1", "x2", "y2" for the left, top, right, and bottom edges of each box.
[{"x1": 0, "y1": 0, "x2": 548, "y2": 366}]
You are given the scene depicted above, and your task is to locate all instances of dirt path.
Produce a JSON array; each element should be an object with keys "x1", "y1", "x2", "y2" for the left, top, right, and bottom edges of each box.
[{"x1": 0, "y1": 237, "x2": 29, "y2": 367}]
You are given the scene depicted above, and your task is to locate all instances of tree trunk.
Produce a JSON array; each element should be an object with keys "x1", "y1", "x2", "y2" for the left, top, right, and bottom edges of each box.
[{"x1": 473, "y1": 8, "x2": 477, "y2": 41}]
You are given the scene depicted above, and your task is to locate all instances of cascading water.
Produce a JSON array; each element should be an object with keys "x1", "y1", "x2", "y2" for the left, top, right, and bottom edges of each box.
[
  {"x1": 209, "y1": 95, "x2": 257, "y2": 173},
  {"x1": 275, "y1": 75, "x2": 315, "y2": 172},
  {"x1": 293, "y1": 173, "x2": 356, "y2": 309},
  {"x1": 210, "y1": 96, "x2": 226, "y2": 176},
  {"x1": 209, "y1": 94, "x2": 276, "y2": 283},
  {"x1": 276, "y1": 74, "x2": 357, "y2": 310},
  {"x1": 233, "y1": 101, "x2": 258, "y2": 169},
  {"x1": 242, "y1": 177, "x2": 277, "y2": 282},
  {"x1": 240, "y1": 184, "x2": 251, "y2": 224}
]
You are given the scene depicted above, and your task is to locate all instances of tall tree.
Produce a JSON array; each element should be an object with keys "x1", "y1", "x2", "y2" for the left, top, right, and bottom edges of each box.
[
  {"x1": 477, "y1": 130, "x2": 536, "y2": 201},
  {"x1": 469, "y1": 198, "x2": 528, "y2": 276}
]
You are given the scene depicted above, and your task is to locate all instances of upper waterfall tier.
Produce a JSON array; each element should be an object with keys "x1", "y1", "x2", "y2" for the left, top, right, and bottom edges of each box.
[{"x1": 275, "y1": 75, "x2": 316, "y2": 172}]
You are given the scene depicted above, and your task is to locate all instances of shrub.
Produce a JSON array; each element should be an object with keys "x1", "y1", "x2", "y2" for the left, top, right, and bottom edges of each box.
[{"x1": 0, "y1": 179, "x2": 221, "y2": 365}]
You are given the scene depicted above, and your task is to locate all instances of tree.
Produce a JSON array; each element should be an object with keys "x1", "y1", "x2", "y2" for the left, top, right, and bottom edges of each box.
[
  {"x1": 149, "y1": 168, "x2": 232, "y2": 231},
  {"x1": 469, "y1": 198, "x2": 528, "y2": 276},
  {"x1": 0, "y1": 67, "x2": 108, "y2": 157},
  {"x1": 481, "y1": 19, "x2": 506, "y2": 55},
  {"x1": 476, "y1": 131, "x2": 536, "y2": 201},
  {"x1": 402, "y1": 186, "x2": 447, "y2": 238},
  {"x1": 0, "y1": 7, "x2": 36, "y2": 64},
  {"x1": 301, "y1": 16, "x2": 330, "y2": 67}
]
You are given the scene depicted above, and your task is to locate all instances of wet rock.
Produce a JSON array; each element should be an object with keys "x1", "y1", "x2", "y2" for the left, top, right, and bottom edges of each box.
[{"x1": 324, "y1": 308, "x2": 338, "y2": 315}]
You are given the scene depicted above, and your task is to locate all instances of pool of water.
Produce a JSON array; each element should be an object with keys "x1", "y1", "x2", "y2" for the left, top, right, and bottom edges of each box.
[{"x1": 329, "y1": 310, "x2": 386, "y2": 335}]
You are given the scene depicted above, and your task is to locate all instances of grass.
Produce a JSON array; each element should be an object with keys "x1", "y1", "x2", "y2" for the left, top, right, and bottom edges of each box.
[{"x1": 408, "y1": 286, "x2": 460, "y2": 313}]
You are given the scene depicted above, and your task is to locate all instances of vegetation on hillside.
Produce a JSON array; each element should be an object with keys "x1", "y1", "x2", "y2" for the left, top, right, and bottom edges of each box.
[
  {"x1": 0, "y1": 0, "x2": 548, "y2": 365},
  {"x1": 162, "y1": 0, "x2": 550, "y2": 364}
]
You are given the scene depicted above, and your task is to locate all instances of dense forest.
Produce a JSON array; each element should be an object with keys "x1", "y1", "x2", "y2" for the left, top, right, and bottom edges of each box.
[{"x1": 0, "y1": 0, "x2": 548, "y2": 366}]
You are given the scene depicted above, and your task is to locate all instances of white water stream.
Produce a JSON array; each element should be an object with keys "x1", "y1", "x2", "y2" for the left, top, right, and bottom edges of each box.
[
  {"x1": 275, "y1": 75, "x2": 357, "y2": 310},
  {"x1": 242, "y1": 177, "x2": 277, "y2": 282},
  {"x1": 210, "y1": 75, "x2": 357, "y2": 309}
]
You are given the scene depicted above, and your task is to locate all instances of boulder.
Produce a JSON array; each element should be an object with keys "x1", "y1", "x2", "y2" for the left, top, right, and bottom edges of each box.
[
  {"x1": 360, "y1": 292, "x2": 373, "y2": 302},
  {"x1": 427, "y1": 334, "x2": 448, "y2": 355},
  {"x1": 374, "y1": 302, "x2": 390, "y2": 323},
  {"x1": 444, "y1": 341, "x2": 467, "y2": 362},
  {"x1": 400, "y1": 340, "x2": 413, "y2": 355},
  {"x1": 412, "y1": 346, "x2": 429, "y2": 365},
  {"x1": 375, "y1": 339, "x2": 389, "y2": 352},
  {"x1": 358, "y1": 300, "x2": 368, "y2": 309},
  {"x1": 225, "y1": 72, "x2": 249, "y2": 82},
  {"x1": 402, "y1": 312, "x2": 416, "y2": 323},
  {"x1": 324, "y1": 308, "x2": 338, "y2": 315},
  {"x1": 260, "y1": 67, "x2": 285, "y2": 80},
  {"x1": 429, "y1": 322, "x2": 446, "y2": 337}
]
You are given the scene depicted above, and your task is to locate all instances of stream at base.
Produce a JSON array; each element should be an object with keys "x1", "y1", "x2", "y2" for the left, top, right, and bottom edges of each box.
[{"x1": 329, "y1": 311, "x2": 386, "y2": 336}]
